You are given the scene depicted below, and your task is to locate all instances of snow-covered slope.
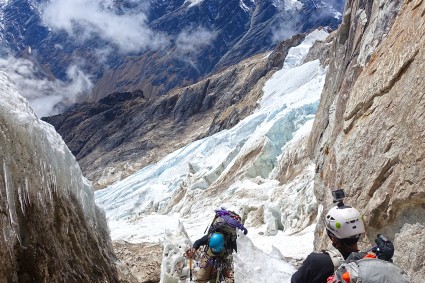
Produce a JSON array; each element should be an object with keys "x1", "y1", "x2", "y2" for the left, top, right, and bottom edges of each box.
[{"x1": 95, "y1": 29, "x2": 328, "y2": 282}]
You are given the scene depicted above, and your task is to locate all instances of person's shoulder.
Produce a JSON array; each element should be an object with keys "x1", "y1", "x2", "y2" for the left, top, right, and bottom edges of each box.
[
  {"x1": 306, "y1": 252, "x2": 332, "y2": 261},
  {"x1": 291, "y1": 252, "x2": 334, "y2": 283},
  {"x1": 304, "y1": 252, "x2": 334, "y2": 269}
]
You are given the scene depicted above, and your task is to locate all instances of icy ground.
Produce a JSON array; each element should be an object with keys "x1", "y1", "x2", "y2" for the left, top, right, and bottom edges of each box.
[{"x1": 95, "y1": 29, "x2": 329, "y2": 282}]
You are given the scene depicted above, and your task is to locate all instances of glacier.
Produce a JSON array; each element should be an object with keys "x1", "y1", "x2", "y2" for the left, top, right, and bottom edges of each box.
[{"x1": 95, "y1": 29, "x2": 329, "y2": 282}]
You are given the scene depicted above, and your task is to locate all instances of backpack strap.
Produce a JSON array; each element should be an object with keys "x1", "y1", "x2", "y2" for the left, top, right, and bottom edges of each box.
[{"x1": 323, "y1": 249, "x2": 344, "y2": 271}]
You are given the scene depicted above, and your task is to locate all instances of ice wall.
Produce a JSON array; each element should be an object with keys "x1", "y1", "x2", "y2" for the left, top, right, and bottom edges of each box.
[{"x1": 0, "y1": 72, "x2": 118, "y2": 282}]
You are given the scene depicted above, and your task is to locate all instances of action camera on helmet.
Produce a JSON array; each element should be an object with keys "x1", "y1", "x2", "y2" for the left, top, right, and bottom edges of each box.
[{"x1": 332, "y1": 189, "x2": 345, "y2": 207}]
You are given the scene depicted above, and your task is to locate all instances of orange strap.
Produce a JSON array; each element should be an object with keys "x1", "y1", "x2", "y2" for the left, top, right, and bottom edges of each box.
[
  {"x1": 342, "y1": 271, "x2": 350, "y2": 283},
  {"x1": 363, "y1": 253, "x2": 377, "y2": 259}
]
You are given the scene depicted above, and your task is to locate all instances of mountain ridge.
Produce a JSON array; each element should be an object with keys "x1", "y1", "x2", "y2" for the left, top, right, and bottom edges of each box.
[
  {"x1": 43, "y1": 32, "x2": 312, "y2": 188},
  {"x1": 1, "y1": 0, "x2": 343, "y2": 115}
]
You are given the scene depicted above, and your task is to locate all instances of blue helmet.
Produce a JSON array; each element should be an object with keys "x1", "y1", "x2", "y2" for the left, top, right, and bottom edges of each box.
[{"x1": 209, "y1": 233, "x2": 225, "y2": 254}]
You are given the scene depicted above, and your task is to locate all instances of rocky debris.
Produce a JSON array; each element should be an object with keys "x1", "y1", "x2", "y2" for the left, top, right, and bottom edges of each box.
[
  {"x1": 113, "y1": 241, "x2": 162, "y2": 283},
  {"x1": 308, "y1": 0, "x2": 425, "y2": 280},
  {"x1": 44, "y1": 34, "x2": 306, "y2": 189}
]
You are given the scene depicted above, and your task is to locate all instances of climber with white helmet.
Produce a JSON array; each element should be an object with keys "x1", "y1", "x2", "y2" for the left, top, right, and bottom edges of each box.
[{"x1": 291, "y1": 189, "x2": 395, "y2": 283}]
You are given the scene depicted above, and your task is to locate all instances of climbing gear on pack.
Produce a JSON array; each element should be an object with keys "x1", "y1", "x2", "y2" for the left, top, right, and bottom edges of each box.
[
  {"x1": 325, "y1": 205, "x2": 365, "y2": 239},
  {"x1": 324, "y1": 249, "x2": 344, "y2": 271},
  {"x1": 370, "y1": 234, "x2": 394, "y2": 261},
  {"x1": 211, "y1": 259, "x2": 230, "y2": 283},
  {"x1": 206, "y1": 208, "x2": 248, "y2": 252},
  {"x1": 332, "y1": 257, "x2": 410, "y2": 283},
  {"x1": 199, "y1": 251, "x2": 232, "y2": 270},
  {"x1": 196, "y1": 208, "x2": 242, "y2": 283},
  {"x1": 208, "y1": 208, "x2": 248, "y2": 235},
  {"x1": 328, "y1": 235, "x2": 409, "y2": 283},
  {"x1": 209, "y1": 233, "x2": 225, "y2": 254}
]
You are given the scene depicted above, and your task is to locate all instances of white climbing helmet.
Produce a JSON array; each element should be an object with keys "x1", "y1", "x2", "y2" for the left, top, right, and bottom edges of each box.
[{"x1": 325, "y1": 205, "x2": 365, "y2": 239}]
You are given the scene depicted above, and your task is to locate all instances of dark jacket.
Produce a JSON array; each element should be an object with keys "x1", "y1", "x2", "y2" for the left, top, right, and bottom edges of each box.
[
  {"x1": 193, "y1": 234, "x2": 238, "y2": 253},
  {"x1": 291, "y1": 252, "x2": 334, "y2": 283},
  {"x1": 193, "y1": 235, "x2": 209, "y2": 250}
]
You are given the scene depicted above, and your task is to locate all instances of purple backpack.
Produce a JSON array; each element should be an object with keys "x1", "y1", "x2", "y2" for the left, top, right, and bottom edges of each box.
[{"x1": 207, "y1": 208, "x2": 248, "y2": 239}]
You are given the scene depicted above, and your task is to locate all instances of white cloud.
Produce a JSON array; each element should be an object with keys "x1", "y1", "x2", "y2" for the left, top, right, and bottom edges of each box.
[
  {"x1": 272, "y1": 23, "x2": 298, "y2": 43},
  {"x1": 0, "y1": 56, "x2": 93, "y2": 118},
  {"x1": 94, "y1": 46, "x2": 115, "y2": 64},
  {"x1": 175, "y1": 27, "x2": 217, "y2": 56},
  {"x1": 41, "y1": 0, "x2": 169, "y2": 53},
  {"x1": 171, "y1": 27, "x2": 217, "y2": 73}
]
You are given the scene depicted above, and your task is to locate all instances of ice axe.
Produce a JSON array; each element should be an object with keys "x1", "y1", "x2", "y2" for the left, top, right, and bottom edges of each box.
[
  {"x1": 186, "y1": 249, "x2": 194, "y2": 281},
  {"x1": 189, "y1": 257, "x2": 193, "y2": 281}
]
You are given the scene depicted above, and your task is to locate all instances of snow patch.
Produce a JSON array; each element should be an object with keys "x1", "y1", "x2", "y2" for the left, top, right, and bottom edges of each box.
[
  {"x1": 239, "y1": 0, "x2": 251, "y2": 12},
  {"x1": 184, "y1": 0, "x2": 204, "y2": 8},
  {"x1": 282, "y1": 28, "x2": 329, "y2": 68},
  {"x1": 283, "y1": 0, "x2": 303, "y2": 11},
  {"x1": 234, "y1": 233, "x2": 296, "y2": 282}
]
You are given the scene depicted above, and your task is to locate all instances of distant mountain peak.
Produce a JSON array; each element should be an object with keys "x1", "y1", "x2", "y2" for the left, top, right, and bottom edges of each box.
[{"x1": 1, "y1": 0, "x2": 344, "y2": 117}]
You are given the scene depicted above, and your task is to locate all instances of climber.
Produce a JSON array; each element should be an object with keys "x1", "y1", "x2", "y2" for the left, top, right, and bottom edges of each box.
[
  {"x1": 291, "y1": 189, "x2": 395, "y2": 283},
  {"x1": 186, "y1": 232, "x2": 235, "y2": 282},
  {"x1": 186, "y1": 208, "x2": 247, "y2": 282}
]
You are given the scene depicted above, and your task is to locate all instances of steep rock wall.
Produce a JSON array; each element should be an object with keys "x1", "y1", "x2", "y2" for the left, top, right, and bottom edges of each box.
[
  {"x1": 309, "y1": 0, "x2": 425, "y2": 280},
  {"x1": 0, "y1": 72, "x2": 119, "y2": 282}
]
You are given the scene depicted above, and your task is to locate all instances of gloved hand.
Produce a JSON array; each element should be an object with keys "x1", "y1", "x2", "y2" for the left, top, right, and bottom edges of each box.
[
  {"x1": 186, "y1": 248, "x2": 197, "y2": 258},
  {"x1": 225, "y1": 270, "x2": 234, "y2": 279},
  {"x1": 371, "y1": 234, "x2": 394, "y2": 262}
]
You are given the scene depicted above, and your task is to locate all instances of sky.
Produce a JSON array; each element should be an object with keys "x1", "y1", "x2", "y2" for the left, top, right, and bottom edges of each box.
[{"x1": 94, "y1": 29, "x2": 330, "y2": 282}]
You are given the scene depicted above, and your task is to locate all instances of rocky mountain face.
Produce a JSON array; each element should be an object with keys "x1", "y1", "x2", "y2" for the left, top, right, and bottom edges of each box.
[
  {"x1": 0, "y1": 72, "x2": 119, "y2": 282},
  {"x1": 308, "y1": 0, "x2": 425, "y2": 280},
  {"x1": 43, "y1": 33, "x2": 308, "y2": 188},
  {"x1": 1, "y1": 0, "x2": 343, "y2": 105}
]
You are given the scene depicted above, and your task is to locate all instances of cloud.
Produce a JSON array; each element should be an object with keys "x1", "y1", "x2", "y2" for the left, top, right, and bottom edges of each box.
[
  {"x1": 0, "y1": 56, "x2": 93, "y2": 118},
  {"x1": 272, "y1": 21, "x2": 299, "y2": 43},
  {"x1": 171, "y1": 27, "x2": 217, "y2": 73},
  {"x1": 41, "y1": 0, "x2": 169, "y2": 53},
  {"x1": 93, "y1": 46, "x2": 115, "y2": 64},
  {"x1": 175, "y1": 27, "x2": 217, "y2": 56}
]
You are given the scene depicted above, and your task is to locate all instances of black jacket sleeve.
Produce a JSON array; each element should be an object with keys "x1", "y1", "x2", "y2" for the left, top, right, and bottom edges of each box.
[
  {"x1": 193, "y1": 235, "x2": 209, "y2": 250},
  {"x1": 291, "y1": 253, "x2": 334, "y2": 283},
  {"x1": 231, "y1": 238, "x2": 237, "y2": 253}
]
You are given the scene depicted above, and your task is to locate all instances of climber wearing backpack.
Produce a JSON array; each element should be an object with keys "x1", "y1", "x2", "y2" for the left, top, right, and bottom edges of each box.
[
  {"x1": 291, "y1": 189, "x2": 399, "y2": 283},
  {"x1": 186, "y1": 208, "x2": 248, "y2": 282}
]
